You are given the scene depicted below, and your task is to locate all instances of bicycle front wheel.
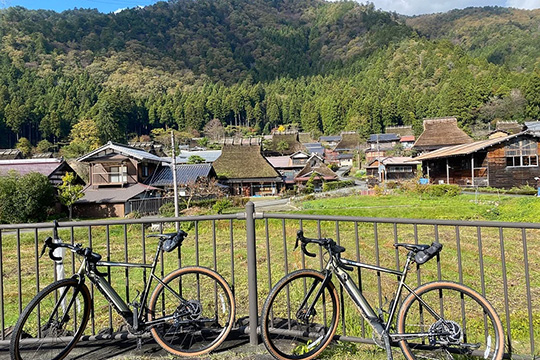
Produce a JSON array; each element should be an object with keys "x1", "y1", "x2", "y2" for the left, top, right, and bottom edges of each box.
[
  {"x1": 10, "y1": 278, "x2": 91, "y2": 360},
  {"x1": 397, "y1": 281, "x2": 504, "y2": 360},
  {"x1": 261, "y1": 269, "x2": 339, "y2": 360},
  {"x1": 148, "y1": 266, "x2": 235, "y2": 357}
]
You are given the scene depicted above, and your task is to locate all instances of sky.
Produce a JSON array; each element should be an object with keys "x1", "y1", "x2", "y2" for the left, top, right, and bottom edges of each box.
[{"x1": 1, "y1": 0, "x2": 540, "y2": 16}]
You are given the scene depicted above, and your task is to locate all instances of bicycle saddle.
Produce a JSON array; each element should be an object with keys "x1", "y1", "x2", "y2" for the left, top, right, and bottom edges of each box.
[
  {"x1": 149, "y1": 231, "x2": 188, "y2": 252},
  {"x1": 394, "y1": 243, "x2": 430, "y2": 252}
]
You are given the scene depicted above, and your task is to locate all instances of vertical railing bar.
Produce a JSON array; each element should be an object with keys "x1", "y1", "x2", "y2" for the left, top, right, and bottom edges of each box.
[
  {"x1": 498, "y1": 227, "x2": 512, "y2": 354},
  {"x1": 88, "y1": 225, "x2": 95, "y2": 335},
  {"x1": 373, "y1": 222, "x2": 382, "y2": 309},
  {"x1": 229, "y1": 219, "x2": 235, "y2": 296},
  {"x1": 34, "y1": 228, "x2": 41, "y2": 338},
  {"x1": 354, "y1": 221, "x2": 365, "y2": 338},
  {"x1": 393, "y1": 223, "x2": 400, "y2": 272},
  {"x1": 68, "y1": 226, "x2": 77, "y2": 334},
  {"x1": 213, "y1": 220, "x2": 217, "y2": 272},
  {"x1": 299, "y1": 220, "x2": 305, "y2": 269},
  {"x1": 195, "y1": 221, "x2": 200, "y2": 267},
  {"x1": 124, "y1": 224, "x2": 129, "y2": 304},
  {"x1": 476, "y1": 227, "x2": 487, "y2": 298},
  {"x1": 282, "y1": 219, "x2": 289, "y2": 276},
  {"x1": 317, "y1": 220, "x2": 323, "y2": 270},
  {"x1": 17, "y1": 229, "x2": 22, "y2": 314},
  {"x1": 106, "y1": 225, "x2": 112, "y2": 332},
  {"x1": 455, "y1": 226, "x2": 466, "y2": 342},
  {"x1": 521, "y1": 228, "x2": 535, "y2": 356},
  {"x1": 434, "y1": 224, "x2": 441, "y2": 281},
  {"x1": 414, "y1": 224, "x2": 421, "y2": 287},
  {"x1": 335, "y1": 221, "x2": 346, "y2": 337},
  {"x1": 0, "y1": 230, "x2": 4, "y2": 340},
  {"x1": 141, "y1": 224, "x2": 147, "y2": 292},
  {"x1": 265, "y1": 218, "x2": 272, "y2": 292},
  {"x1": 245, "y1": 202, "x2": 258, "y2": 345}
]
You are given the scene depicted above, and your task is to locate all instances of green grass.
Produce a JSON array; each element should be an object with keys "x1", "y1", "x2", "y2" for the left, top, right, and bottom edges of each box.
[{"x1": 2, "y1": 192, "x2": 540, "y2": 359}]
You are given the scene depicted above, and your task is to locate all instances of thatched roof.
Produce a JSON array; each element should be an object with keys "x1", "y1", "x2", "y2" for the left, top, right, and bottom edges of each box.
[
  {"x1": 267, "y1": 133, "x2": 305, "y2": 155},
  {"x1": 385, "y1": 126, "x2": 414, "y2": 137},
  {"x1": 298, "y1": 132, "x2": 315, "y2": 143},
  {"x1": 213, "y1": 145, "x2": 281, "y2": 180},
  {"x1": 295, "y1": 155, "x2": 338, "y2": 181},
  {"x1": 496, "y1": 121, "x2": 523, "y2": 135},
  {"x1": 334, "y1": 132, "x2": 361, "y2": 151},
  {"x1": 413, "y1": 117, "x2": 473, "y2": 151}
]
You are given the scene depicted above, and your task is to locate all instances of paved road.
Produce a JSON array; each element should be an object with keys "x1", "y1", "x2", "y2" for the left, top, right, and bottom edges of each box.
[{"x1": 0, "y1": 331, "x2": 273, "y2": 360}]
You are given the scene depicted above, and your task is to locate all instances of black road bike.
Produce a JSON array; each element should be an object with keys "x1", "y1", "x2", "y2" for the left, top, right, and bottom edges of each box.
[
  {"x1": 10, "y1": 224, "x2": 235, "y2": 360},
  {"x1": 260, "y1": 230, "x2": 504, "y2": 360}
]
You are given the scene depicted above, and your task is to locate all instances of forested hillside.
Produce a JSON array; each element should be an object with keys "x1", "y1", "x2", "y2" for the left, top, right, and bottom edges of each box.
[{"x1": 0, "y1": 0, "x2": 539, "y2": 154}]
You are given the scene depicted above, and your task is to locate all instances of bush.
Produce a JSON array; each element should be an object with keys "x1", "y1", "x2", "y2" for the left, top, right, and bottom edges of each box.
[
  {"x1": 0, "y1": 171, "x2": 55, "y2": 223},
  {"x1": 322, "y1": 180, "x2": 355, "y2": 192},
  {"x1": 213, "y1": 199, "x2": 233, "y2": 214}
]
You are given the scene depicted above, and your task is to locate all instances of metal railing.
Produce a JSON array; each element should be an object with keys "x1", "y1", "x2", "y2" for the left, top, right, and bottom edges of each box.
[{"x1": 0, "y1": 203, "x2": 538, "y2": 358}]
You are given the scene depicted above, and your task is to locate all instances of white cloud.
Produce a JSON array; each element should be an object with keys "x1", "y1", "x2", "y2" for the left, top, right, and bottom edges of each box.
[
  {"x1": 370, "y1": 0, "x2": 509, "y2": 15},
  {"x1": 506, "y1": 0, "x2": 540, "y2": 9}
]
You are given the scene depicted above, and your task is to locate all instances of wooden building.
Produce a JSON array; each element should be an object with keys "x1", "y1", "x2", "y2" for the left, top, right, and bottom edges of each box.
[
  {"x1": 366, "y1": 157, "x2": 420, "y2": 182},
  {"x1": 413, "y1": 132, "x2": 540, "y2": 188}
]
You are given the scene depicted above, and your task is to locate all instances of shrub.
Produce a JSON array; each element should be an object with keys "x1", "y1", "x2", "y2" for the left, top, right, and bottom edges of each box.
[
  {"x1": 322, "y1": 180, "x2": 355, "y2": 192},
  {"x1": 213, "y1": 199, "x2": 233, "y2": 214},
  {"x1": 424, "y1": 184, "x2": 461, "y2": 197},
  {"x1": 0, "y1": 171, "x2": 55, "y2": 223}
]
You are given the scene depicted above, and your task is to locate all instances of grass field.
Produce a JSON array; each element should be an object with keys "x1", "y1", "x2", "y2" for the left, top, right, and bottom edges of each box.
[{"x1": 1, "y1": 192, "x2": 539, "y2": 359}]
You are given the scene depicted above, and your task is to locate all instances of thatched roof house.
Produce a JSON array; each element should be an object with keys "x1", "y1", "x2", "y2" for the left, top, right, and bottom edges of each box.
[
  {"x1": 265, "y1": 133, "x2": 305, "y2": 156},
  {"x1": 413, "y1": 117, "x2": 473, "y2": 153},
  {"x1": 334, "y1": 132, "x2": 361, "y2": 152},
  {"x1": 213, "y1": 144, "x2": 283, "y2": 196},
  {"x1": 385, "y1": 126, "x2": 414, "y2": 137},
  {"x1": 495, "y1": 121, "x2": 523, "y2": 135},
  {"x1": 295, "y1": 155, "x2": 338, "y2": 185}
]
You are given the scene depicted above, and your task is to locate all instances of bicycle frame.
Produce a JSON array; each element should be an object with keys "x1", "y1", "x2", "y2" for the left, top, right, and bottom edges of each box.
[
  {"x1": 74, "y1": 239, "x2": 188, "y2": 331},
  {"x1": 312, "y1": 253, "x2": 443, "y2": 344}
]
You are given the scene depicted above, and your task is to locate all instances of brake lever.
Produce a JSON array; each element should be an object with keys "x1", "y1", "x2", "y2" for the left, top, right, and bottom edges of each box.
[
  {"x1": 40, "y1": 237, "x2": 52, "y2": 258},
  {"x1": 295, "y1": 230, "x2": 303, "y2": 250}
]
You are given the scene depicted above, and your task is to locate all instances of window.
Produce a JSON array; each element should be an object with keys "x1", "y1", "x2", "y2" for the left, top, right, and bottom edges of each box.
[
  {"x1": 505, "y1": 139, "x2": 538, "y2": 168},
  {"x1": 109, "y1": 165, "x2": 127, "y2": 183},
  {"x1": 387, "y1": 166, "x2": 412, "y2": 173},
  {"x1": 142, "y1": 165, "x2": 149, "y2": 177}
]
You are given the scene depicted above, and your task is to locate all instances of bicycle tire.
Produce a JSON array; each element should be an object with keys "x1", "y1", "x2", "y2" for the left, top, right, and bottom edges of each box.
[
  {"x1": 261, "y1": 269, "x2": 340, "y2": 360},
  {"x1": 397, "y1": 281, "x2": 504, "y2": 360},
  {"x1": 10, "y1": 278, "x2": 91, "y2": 360},
  {"x1": 148, "y1": 266, "x2": 235, "y2": 357}
]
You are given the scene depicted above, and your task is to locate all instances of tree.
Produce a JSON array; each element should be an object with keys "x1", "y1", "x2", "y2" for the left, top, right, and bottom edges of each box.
[
  {"x1": 0, "y1": 171, "x2": 54, "y2": 223},
  {"x1": 16, "y1": 137, "x2": 32, "y2": 158},
  {"x1": 181, "y1": 178, "x2": 223, "y2": 209},
  {"x1": 62, "y1": 119, "x2": 100, "y2": 157},
  {"x1": 276, "y1": 140, "x2": 290, "y2": 155},
  {"x1": 203, "y1": 119, "x2": 225, "y2": 141},
  {"x1": 35, "y1": 139, "x2": 53, "y2": 154},
  {"x1": 58, "y1": 172, "x2": 84, "y2": 220}
]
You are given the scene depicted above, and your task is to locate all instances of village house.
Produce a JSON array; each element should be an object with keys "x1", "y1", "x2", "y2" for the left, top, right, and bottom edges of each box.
[
  {"x1": 365, "y1": 133, "x2": 400, "y2": 163},
  {"x1": 266, "y1": 151, "x2": 311, "y2": 189},
  {"x1": 333, "y1": 132, "x2": 362, "y2": 153},
  {"x1": 213, "y1": 144, "x2": 283, "y2": 196},
  {"x1": 264, "y1": 132, "x2": 306, "y2": 156},
  {"x1": 366, "y1": 157, "x2": 420, "y2": 182},
  {"x1": 319, "y1": 135, "x2": 342, "y2": 148},
  {"x1": 0, "y1": 149, "x2": 22, "y2": 160},
  {"x1": 295, "y1": 154, "x2": 339, "y2": 191},
  {"x1": 413, "y1": 117, "x2": 473, "y2": 154},
  {"x1": 412, "y1": 132, "x2": 540, "y2": 188},
  {"x1": 74, "y1": 142, "x2": 166, "y2": 217}
]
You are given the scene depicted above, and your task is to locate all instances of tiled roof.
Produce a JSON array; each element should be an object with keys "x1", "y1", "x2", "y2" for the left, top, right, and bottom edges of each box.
[
  {"x1": 304, "y1": 143, "x2": 325, "y2": 155},
  {"x1": 77, "y1": 183, "x2": 159, "y2": 204},
  {"x1": 78, "y1": 142, "x2": 166, "y2": 163},
  {"x1": 319, "y1": 136, "x2": 342, "y2": 142},
  {"x1": 145, "y1": 164, "x2": 215, "y2": 187},
  {"x1": 400, "y1": 135, "x2": 416, "y2": 142},
  {"x1": 266, "y1": 156, "x2": 292, "y2": 168},
  {"x1": 0, "y1": 158, "x2": 64, "y2": 177},
  {"x1": 175, "y1": 150, "x2": 222, "y2": 164},
  {"x1": 368, "y1": 133, "x2": 400, "y2": 143}
]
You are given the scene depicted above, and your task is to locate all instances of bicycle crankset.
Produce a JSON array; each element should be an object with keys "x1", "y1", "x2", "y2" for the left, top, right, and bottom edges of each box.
[{"x1": 428, "y1": 319, "x2": 462, "y2": 345}]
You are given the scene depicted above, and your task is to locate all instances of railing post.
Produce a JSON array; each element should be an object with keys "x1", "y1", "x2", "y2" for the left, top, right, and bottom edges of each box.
[{"x1": 245, "y1": 201, "x2": 259, "y2": 345}]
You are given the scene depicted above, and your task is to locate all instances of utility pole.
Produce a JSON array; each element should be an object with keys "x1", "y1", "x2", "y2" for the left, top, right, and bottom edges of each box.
[{"x1": 171, "y1": 131, "x2": 179, "y2": 231}]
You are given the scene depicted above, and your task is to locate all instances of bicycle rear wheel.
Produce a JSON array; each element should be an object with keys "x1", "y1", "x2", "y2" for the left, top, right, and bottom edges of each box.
[
  {"x1": 397, "y1": 281, "x2": 504, "y2": 360},
  {"x1": 10, "y1": 278, "x2": 91, "y2": 360},
  {"x1": 148, "y1": 266, "x2": 235, "y2": 357},
  {"x1": 260, "y1": 269, "x2": 339, "y2": 360}
]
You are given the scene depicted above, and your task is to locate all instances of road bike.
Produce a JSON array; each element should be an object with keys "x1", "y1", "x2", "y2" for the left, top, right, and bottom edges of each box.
[
  {"x1": 260, "y1": 230, "x2": 504, "y2": 360},
  {"x1": 9, "y1": 222, "x2": 235, "y2": 360}
]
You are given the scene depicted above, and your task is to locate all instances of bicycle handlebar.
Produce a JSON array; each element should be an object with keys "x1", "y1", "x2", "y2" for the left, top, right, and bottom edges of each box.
[{"x1": 295, "y1": 230, "x2": 347, "y2": 258}]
